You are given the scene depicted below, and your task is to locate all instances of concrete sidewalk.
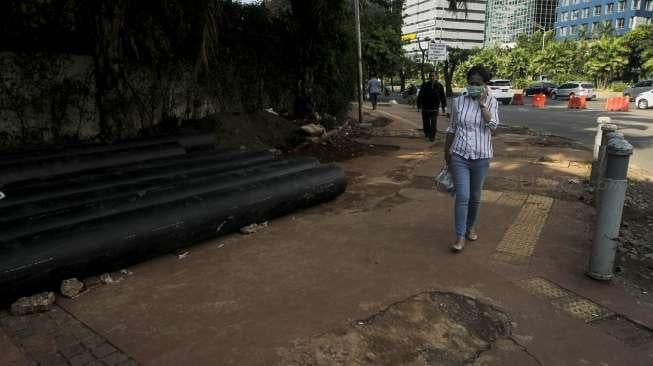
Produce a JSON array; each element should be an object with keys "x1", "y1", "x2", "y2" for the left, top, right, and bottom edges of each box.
[{"x1": 2, "y1": 104, "x2": 653, "y2": 365}]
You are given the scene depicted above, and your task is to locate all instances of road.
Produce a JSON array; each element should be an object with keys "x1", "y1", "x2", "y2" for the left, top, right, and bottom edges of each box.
[{"x1": 498, "y1": 97, "x2": 653, "y2": 174}]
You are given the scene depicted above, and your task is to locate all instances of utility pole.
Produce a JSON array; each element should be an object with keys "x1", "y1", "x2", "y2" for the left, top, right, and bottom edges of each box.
[{"x1": 354, "y1": 0, "x2": 364, "y2": 124}]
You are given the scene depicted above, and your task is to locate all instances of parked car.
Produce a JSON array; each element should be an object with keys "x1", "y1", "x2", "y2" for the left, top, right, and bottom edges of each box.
[
  {"x1": 636, "y1": 89, "x2": 653, "y2": 109},
  {"x1": 487, "y1": 80, "x2": 514, "y2": 105},
  {"x1": 523, "y1": 81, "x2": 557, "y2": 96},
  {"x1": 624, "y1": 80, "x2": 653, "y2": 101},
  {"x1": 550, "y1": 82, "x2": 597, "y2": 101}
]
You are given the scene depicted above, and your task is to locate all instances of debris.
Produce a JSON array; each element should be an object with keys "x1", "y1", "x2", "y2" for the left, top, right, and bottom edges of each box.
[
  {"x1": 177, "y1": 251, "x2": 190, "y2": 259},
  {"x1": 568, "y1": 179, "x2": 580, "y2": 184},
  {"x1": 264, "y1": 108, "x2": 279, "y2": 116},
  {"x1": 10, "y1": 292, "x2": 56, "y2": 316},
  {"x1": 300, "y1": 123, "x2": 326, "y2": 138},
  {"x1": 240, "y1": 221, "x2": 269, "y2": 234},
  {"x1": 120, "y1": 269, "x2": 133, "y2": 276},
  {"x1": 0, "y1": 191, "x2": 5, "y2": 200},
  {"x1": 60, "y1": 278, "x2": 85, "y2": 298},
  {"x1": 217, "y1": 243, "x2": 225, "y2": 249},
  {"x1": 389, "y1": 99, "x2": 399, "y2": 105},
  {"x1": 99, "y1": 273, "x2": 116, "y2": 284}
]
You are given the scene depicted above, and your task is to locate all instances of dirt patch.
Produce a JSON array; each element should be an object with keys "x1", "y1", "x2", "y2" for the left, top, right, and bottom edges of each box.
[
  {"x1": 288, "y1": 134, "x2": 399, "y2": 163},
  {"x1": 615, "y1": 178, "x2": 653, "y2": 300},
  {"x1": 277, "y1": 292, "x2": 512, "y2": 366},
  {"x1": 482, "y1": 175, "x2": 589, "y2": 202}
]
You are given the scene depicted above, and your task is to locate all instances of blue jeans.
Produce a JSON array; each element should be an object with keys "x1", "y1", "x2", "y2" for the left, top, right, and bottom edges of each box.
[{"x1": 449, "y1": 154, "x2": 490, "y2": 237}]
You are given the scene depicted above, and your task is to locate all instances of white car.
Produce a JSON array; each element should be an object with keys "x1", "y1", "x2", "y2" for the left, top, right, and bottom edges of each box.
[
  {"x1": 636, "y1": 89, "x2": 653, "y2": 109},
  {"x1": 488, "y1": 80, "x2": 514, "y2": 105}
]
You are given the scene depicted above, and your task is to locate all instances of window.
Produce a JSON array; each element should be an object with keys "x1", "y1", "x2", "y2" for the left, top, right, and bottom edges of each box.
[
  {"x1": 582, "y1": 8, "x2": 590, "y2": 18},
  {"x1": 594, "y1": 5, "x2": 602, "y2": 15},
  {"x1": 581, "y1": 83, "x2": 594, "y2": 89},
  {"x1": 632, "y1": 0, "x2": 642, "y2": 9},
  {"x1": 591, "y1": 22, "x2": 599, "y2": 32},
  {"x1": 572, "y1": 9, "x2": 580, "y2": 20},
  {"x1": 646, "y1": 0, "x2": 653, "y2": 11},
  {"x1": 606, "y1": 3, "x2": 614, "y2": 14},
  {"x1": 571, "y1": 25, "x2": 578, "y2": 35},
  {"x1": 616, "y1": 18, "x2": 625, "y2": 29},
  {"x1": 562, "y1": 11, "x2": 569, "y2": 21},
  {"x1": 562, "y1": 0, "x2": 569, "y2": 5},
  {"x1": 617, "y1": 1, "x2": 625, "y2": 11}
]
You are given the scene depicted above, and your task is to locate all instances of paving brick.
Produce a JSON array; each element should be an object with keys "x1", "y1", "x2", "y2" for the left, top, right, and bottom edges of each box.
[
  {"x1": 13, "y1": 327, "x2": 34, "y2": 339},
  {"x1": 101, "y1": 352, "x2": 129, "y2": 365},
  {"x1": 30, "y1": 351, "x2": 69, "y2": 366},
  {"x1": 59, "y1": 342, "x2": 86, "y2": 358},
  {"x1": 90, "y1": 342, "x2": 117, "y2": 358},
  {"x1": 85, "y1": 362, "x2": 105, "y2": 366},
  {"x1": 81, "y1": 334, "x2": 106, "y2": 348},
  {"x1": 55, "y1": 334, "x2": 81, "y2": 348},
  {"x1": 117, "y1": 359, "x2": 139, "y2": 366},
  {"x1": 69, "y1": 351, "x2": 95, "y2": 366}
]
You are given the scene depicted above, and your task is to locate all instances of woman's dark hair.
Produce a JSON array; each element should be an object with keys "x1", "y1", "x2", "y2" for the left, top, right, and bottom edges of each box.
[{"x1": 466, "y1": 65, "x2": 492, "y2": 83}]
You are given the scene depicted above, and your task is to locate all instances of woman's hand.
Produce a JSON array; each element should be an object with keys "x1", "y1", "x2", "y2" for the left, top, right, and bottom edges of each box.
[{"x1": 479, "y1": 86, "x2": 489, "y2": 108}]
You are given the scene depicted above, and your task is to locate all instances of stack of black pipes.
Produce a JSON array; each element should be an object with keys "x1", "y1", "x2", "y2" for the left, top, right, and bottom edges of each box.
[{"x1": 0, "y1": 135, "x2": 346, "y2": 298}]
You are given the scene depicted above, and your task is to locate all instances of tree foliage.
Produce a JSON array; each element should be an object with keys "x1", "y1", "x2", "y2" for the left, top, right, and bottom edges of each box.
[{"x1": 453, "y1": 25, "x2": 652, "y2": 88}]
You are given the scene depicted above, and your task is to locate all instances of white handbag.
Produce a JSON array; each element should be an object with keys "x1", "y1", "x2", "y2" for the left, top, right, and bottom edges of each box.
[{"x1": 434, "y1": 166, "x2": 456, "y2": 197}]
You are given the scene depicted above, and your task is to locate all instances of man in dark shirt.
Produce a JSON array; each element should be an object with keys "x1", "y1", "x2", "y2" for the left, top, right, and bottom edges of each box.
[{"x1": 417, "y1": 71, "x2": 447, "y2": 142}]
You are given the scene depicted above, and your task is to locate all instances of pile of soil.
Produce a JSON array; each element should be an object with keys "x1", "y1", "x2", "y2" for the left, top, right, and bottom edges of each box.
[
  {"x1": 287, "y1": 125, "x2": 397, "y2": 163},
  {"x1": 189, "y1": 111, "x2": 302, "y2": 150},
  {"x1": 189, "y1": 111, "x2": 392, "y2": 163}
]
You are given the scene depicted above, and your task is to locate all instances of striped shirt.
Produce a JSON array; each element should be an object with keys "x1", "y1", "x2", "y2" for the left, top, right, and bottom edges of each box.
[{"x1": 446, "y1": 94, "x2": 500, "y2": 159}]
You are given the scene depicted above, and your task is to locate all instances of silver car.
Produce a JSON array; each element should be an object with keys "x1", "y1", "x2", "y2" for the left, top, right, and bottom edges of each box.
[
  {"x1": 624, "y1": 79, "x2": 653, "y2": 101},
  {"x1": 551, "y1": 82, "x2": 597, "y2": 101}
]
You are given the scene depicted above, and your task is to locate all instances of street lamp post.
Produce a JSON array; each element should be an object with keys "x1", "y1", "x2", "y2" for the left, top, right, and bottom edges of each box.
[
  {"x1": 533, "y1": 23, "x2": 547, "y2": 80},
  {"x1": 354, "y1": 0, "x2": 364, "y2": 124}
]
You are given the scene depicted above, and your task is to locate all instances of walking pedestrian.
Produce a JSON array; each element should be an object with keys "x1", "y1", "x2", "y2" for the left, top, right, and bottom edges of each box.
[
  {"x1": 367, "y1": 75, "x2": 382, "y2": 110},
  {"x1": 444, "y1": 65, "x2": 499, "y2": 252},
  {"x1": 417, "y1": 71, "x2": 447, "y2": 142}
]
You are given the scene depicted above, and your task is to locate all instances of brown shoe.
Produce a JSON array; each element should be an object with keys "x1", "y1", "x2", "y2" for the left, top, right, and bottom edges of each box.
[
  {"x1": 466, "y1": 227, "x2": 478, "y2": 241},
  {"x1": 451, "y1": 236, "x2": 466, "y2": 252}
]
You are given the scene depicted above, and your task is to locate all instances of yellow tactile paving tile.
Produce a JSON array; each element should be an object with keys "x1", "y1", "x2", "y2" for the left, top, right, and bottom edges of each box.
[
  {"x1": 519, "y1": 277, "x2": 568, "y2": 301},
  {"x1": 519, "y1": 277, "x2": 615, "y2": 323},
  {"x1": 494, "y1": 192, "x2": 528, "y2": 207},
  {"x1": 551, "y1": 297, "x2": 614, "y2": 323},
  {"x1": 481, "y1": 190, "x2": 503, "y2": 203},
  {"x1": 494, "y1": 194, "x2": 553, "y2": 265}
]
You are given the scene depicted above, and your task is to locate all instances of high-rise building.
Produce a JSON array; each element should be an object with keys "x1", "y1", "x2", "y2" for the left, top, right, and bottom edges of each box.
[
  {"x1": 484, "y1": 0, "x2": 557, "y2": 46},
  {"x1": 555, "y1": 0, "x2": 653, "y2": 39},
  {"x1": 401, "y1": 0, "x2": 486, "y2": 58}
]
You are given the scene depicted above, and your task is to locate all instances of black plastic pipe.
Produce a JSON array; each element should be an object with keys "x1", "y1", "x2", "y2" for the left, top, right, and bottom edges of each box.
[
  {"x1": 1, "y1": 142, "x2": 187, "y2": 186},
  {"x1": 0, "y1": 164, "x2": 347, "y2": 293},
  {"x1": 0, "y1": 151, "x2": 275, "y2": 209},
  {"x1": 0, "y1": 158, "x2": 320, "y2": 241}
]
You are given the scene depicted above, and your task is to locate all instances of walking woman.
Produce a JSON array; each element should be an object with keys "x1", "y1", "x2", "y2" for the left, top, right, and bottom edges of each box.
[{"x1": 444, "y1": 65, "x2": 499, "y2": 252}]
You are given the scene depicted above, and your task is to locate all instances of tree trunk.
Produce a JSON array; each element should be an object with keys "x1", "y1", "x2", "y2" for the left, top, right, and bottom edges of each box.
[
  {"x1": 443, "y1": 60, "x2": 455, "y2": 97},
  {"x1": 93, "y1": 0, "x2": 128, "y2": 140}
]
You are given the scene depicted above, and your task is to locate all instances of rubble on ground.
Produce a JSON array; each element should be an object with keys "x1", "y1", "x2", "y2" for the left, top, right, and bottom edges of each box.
[
  {"x1": 60, "y1": 278, "x2": 85, "y2": 298},
  {"x1": 10, "y1": 292, "x2": 56, "y2": 316},
  {"x1": 240, "y1": 221, "x2": 269, "y2": 235}
]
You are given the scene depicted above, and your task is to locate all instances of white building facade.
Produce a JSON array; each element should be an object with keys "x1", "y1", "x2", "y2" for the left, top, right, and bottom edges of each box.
[{"x1": 402, "y1": 0, "x2": 487, "y2": 59}]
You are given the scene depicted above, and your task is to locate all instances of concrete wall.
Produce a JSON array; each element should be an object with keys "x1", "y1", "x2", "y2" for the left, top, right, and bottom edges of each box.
[{"x1": 0, "y1": 52, "x2": 222, "y2": 149}]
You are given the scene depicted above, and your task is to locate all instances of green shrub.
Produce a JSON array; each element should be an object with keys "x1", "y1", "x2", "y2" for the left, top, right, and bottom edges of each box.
[{"x1": 609, "y1": 81, "x2": 628, "y2": 92}]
